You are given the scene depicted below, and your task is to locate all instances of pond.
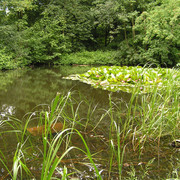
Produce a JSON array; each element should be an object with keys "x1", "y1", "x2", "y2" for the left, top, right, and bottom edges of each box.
[{"x1": 0, "y1": 66, "x2": 179, "y2": 179}]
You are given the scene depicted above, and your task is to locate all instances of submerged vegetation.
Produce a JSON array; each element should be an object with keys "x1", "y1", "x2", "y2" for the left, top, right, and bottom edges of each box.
[{"x1": 0, "y1": 68, "x2": 179, "y2": 179}]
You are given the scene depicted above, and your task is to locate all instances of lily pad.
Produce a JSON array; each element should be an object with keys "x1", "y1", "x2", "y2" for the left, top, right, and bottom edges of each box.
[{"x1": 63, "y1": 66, "x2": 180, "y2": 94}]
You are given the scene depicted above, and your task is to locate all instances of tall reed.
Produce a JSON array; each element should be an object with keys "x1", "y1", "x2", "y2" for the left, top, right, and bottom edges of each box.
[{"x1": 0, "y1": 67, "x2": 179, "y2": 180}]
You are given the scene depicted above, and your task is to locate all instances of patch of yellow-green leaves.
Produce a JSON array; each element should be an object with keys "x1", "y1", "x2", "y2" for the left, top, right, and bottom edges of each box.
[{"x1": 64, "y1": 66, "x2": 180, "y2": 93}]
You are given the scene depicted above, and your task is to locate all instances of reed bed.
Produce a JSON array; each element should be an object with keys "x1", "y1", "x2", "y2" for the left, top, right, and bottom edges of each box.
[{"x1": 0, "y1": 67, "x2": 179, "y2": 179}]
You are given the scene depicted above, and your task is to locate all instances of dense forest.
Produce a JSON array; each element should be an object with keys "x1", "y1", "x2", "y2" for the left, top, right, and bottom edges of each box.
[{"x1": 0, "y1": 0, "x2": 179, "y2": 70}]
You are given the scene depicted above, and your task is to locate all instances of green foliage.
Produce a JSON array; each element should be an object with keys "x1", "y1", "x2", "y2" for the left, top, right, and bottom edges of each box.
[
  {"x1": 92, "y1": 0, "x2": 139, "y2": 48},
  {"x1": 0, "y1": 0, "x2": 95, "y2": 66},
  {"x1": 29, "y1": 0, "x2": 94, "y2": 62},
  {"x1": 64, "y1": 66, "x2": 180, "y2": 93},
  {"x1": 0, "y1": 48, "x2": 16, "y2": 70},
  {"x1": 0, "y1": 89, "x2": 179, "y2": 179},
  {"x1": 0, "y1": 0, "x2": 179, "y2": 68},
  {"x1": 135, "y1": 0, "x2": 180, "y2": 66},
  {"x1": 113, "y1": 41, "x2": 146, "y2": 66},
  {"x1": 25, "y1": 15, "x2": 70, "y2": 63},
  {"x1": 59, "y1": 50, "x2": 117, "y2": 65}
]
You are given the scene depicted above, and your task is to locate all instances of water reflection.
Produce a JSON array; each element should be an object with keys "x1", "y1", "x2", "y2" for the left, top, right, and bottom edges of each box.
[
  {"x1": 0, "y1": 66, "x2": 177, "y2": 179},
  {"x1": 0, "y1": 104, "x2": 15, "y2": 118},
  {"x1": 0, "y1": 66, "x2": 130, "y2": 121}
]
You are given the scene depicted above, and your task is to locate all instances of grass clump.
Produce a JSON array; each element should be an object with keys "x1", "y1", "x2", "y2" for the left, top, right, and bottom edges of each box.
[{"x1": 0, "y1": 71, "x2": 179, "y2": 180}]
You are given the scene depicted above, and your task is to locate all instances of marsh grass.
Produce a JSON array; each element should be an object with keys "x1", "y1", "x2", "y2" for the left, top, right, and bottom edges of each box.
[
  {"x1": 0, "y1": 116, "x2": 34, "y2": 179},
  {"x1": 0, "y1": 66, "x2": 179, "y2": 180},
  {"x1": 24, "y1": 92, "x2": 102, "y2": 179}
]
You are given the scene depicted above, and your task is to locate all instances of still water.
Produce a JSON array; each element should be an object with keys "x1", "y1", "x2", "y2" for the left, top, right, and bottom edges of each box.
[
  {"x1": 0, "y1": 66, "x2": 130, "y2": 120},
  {"x1": 0, "y1": 66, "x2": 179, "y2": 179}
]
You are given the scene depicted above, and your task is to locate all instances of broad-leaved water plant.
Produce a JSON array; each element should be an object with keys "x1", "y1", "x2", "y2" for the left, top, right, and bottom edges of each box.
[{"x1": 64, "y1": 66, "x2": 180, "y2": 93}]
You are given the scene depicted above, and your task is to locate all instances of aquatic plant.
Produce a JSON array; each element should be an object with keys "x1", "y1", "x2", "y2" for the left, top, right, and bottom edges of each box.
[
  {"x1": 0, "y1": 87, "x2": 179, "y2": 179},
  {"x1": 64, "y1": 66, "x2": 180, "y2": 93},
  {"x1": 27, "y1": 92, "x2": 102, "y2": 179}
]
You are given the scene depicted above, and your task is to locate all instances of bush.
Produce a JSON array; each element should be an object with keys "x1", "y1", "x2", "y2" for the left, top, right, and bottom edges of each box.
[
  {"x1": 135, "y1": 0, "x2": 180, "y2": 67},
  {"x1": 0, "y1": 48, "x2": 16, "y2": 70},
  {"x1": 58, "y1": 50, "x2": 117, "y2": 65}
]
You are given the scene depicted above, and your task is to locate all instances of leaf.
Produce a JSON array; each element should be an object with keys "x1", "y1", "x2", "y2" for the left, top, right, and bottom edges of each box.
[{"x1": 63, "y1": 66, "x2": 180, "y2": 94}]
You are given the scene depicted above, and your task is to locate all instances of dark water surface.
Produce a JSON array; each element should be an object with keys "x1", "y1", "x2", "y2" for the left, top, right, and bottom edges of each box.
[{"x1": 0, "y1": 66, "x2": 179, "y2": 179}]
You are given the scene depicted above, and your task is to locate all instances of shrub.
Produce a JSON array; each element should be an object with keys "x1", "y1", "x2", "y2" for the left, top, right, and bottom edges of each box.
[
  {"x1": 58, "y1": 50, "x2": 117, "y2": 65},
  {"x1": 0, "y1": 48, "x2": 16, "y2": 70}
]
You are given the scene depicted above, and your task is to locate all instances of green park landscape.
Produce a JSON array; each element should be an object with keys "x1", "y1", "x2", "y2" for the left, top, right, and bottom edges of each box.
[{"x1": 0, "y1": 0, "x2": 179, "y2": 179}]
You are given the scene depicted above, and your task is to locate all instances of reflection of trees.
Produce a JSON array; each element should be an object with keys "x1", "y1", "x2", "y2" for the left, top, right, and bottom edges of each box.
[
  {"x1": 0, "y1": 66, "x2": 130, "y2": 122},
  {"x1": 0, "y1": 70, "x2": 26, "y2": 91},
  {"x1": 0, "y1": 67, "x2": 91, "y2": 119}
]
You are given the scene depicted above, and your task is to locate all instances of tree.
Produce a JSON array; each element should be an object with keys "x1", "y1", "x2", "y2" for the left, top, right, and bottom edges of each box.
[
  {"x1": 0, "y1": 0, "x2": 178, "y2": 68},
  {"x1": 0, "y1": 0, "x2": 94, "y2": 65},
  {"x1": 26, "y1": 0, "x2": 94, "y2": 63},
  {"x1": 0, "y1": 0, "x2": 38, "y2": 67},
  {"x1": 135, "y1": 0, "x2": 180, "y2": 66},
  {"x1": 92, "y1": 0, "x2": 140, "y2": 48}
]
